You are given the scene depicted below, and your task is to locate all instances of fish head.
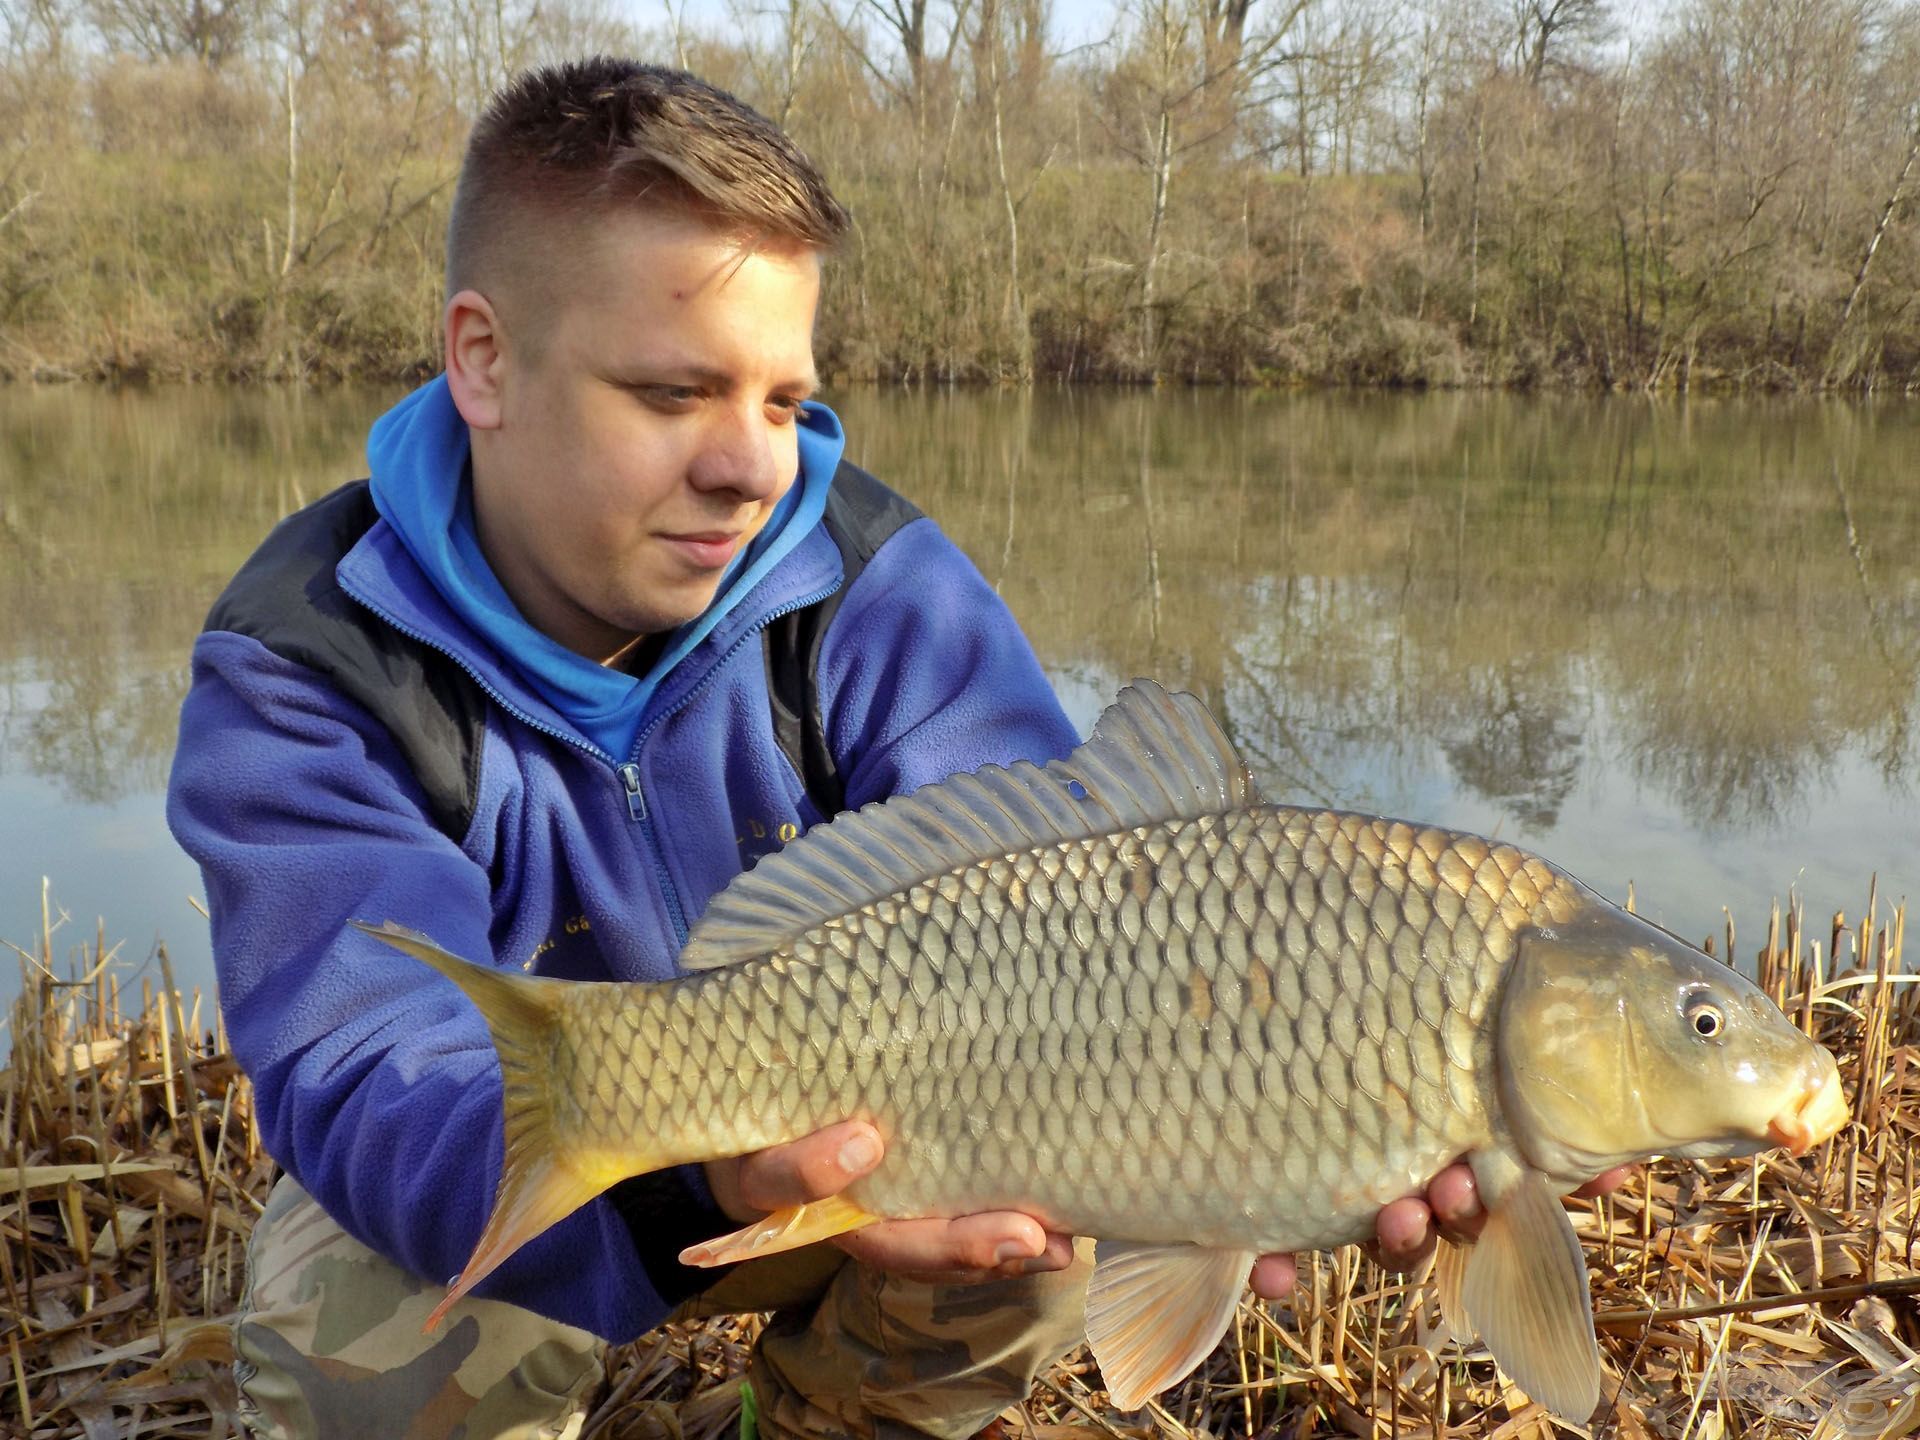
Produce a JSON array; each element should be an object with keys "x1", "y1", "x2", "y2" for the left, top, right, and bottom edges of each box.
[{"x1": 1496, "y1": 904, "x2": 1849, "y2": 1180}]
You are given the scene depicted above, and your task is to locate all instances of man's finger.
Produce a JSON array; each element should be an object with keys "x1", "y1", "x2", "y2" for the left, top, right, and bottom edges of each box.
[
  {"x1": 733, "y1": 1120, "x2": 883, "y2": 1213},
  {"x1": 1372, "y1": 1196, "x2": 1438, "y2": 1270},
  {"x1": 1249, "y1": 1253, "x2": 1296, "y2": 1300},
  {"x1": 834, "y1": 1211, "x2": 1061, "y2": 1276},
  {"x1": 1574, "y1": 1165, "x2": 1635, "y2": 1199},
  {"x1": 1428, "y1": 1163, "x2": 1485, "y2": 1242}
]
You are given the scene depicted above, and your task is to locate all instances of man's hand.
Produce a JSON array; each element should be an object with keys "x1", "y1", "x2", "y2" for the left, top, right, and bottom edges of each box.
[
  {"x1": 1246, "y1": 1162, "x2": 1638, "y2": 1300},
  {"x1": 704, "y1": 1120, "x2": 1075, "y2": 1285},
  {"x1": 707, "y1": 1127, "x2": 1634, "y2": 1295}
]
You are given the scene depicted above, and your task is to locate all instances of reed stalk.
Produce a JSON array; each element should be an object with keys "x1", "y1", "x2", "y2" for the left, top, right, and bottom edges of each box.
[{"x1": 1, "y1": 890, "x2": 1913, "y2": 1438}]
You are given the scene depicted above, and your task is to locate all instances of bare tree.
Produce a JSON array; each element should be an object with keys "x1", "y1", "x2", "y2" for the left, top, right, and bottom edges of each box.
[
  {"x1": 865, "y1": 0, "x2": 932, "y2": 96},
  {"x1": 1204, "y1": 0, "x2": 1257, "y2": 55},
  {"x1": 734, "y1": 0, "x2": 815, "y2": 126},
  {"x1": 968, "y1": 0, "x2": 1055, "y2": 377},
  {"x1": 11, "y1": 0, "x2": 1920, "y2": 385},
  {"x1": 1104, "y1": 0, "x2": 1307, "y2": 374},
  {"x1": 84, "y1": 0, "x2": 251, "y2": 64},
  {"x1": 1510, "y1": 0, "x2": 1609, "y2": 83}
]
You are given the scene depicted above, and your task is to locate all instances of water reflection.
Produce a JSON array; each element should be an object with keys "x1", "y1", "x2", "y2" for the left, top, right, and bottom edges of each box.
[
  {"x1": 0, "y1": 385, "x2": 397, "y2": 991},
  {"x1": 2, "y1": 385, "x2": 1916, "y2": 997},
  {"x1": 0, "y1": 385, "x2": 393, "y2": 797},
  {"x1": 1439, "y1": 664, "x2": 1584, "y2": 831},
  {"x1": 836, "y1": 389, "x2": 1920, "y2": 841}
]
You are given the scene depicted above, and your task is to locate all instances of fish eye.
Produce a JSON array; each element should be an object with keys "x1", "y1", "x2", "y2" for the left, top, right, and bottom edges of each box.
[{"x1": 1686, "y1": 998, "x2": 1727, "y2": 1039}]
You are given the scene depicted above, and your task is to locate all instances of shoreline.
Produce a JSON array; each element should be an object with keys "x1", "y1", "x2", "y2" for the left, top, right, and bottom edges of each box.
[
  {"x1": 3, "y1": 889, "x2": 1912, "y2": 1437},
  {"x1": 9, "y1": 364, "x2": 1920, "y2": 396}
]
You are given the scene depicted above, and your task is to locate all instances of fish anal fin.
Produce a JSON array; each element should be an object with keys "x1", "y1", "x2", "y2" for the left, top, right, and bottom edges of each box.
[
  {"x1": 680, "y1": 1194, "x2": 883, "y2": 1267},
  {"x1": 1086, "y1": 1241, "x2": 1254, "y2": 1411},
  {"x1": 1459, "y1": 1161, "x2": 1602, "y2": 1421}
]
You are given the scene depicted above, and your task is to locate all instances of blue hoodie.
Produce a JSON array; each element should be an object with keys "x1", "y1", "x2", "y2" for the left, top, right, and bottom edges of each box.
[
  {"x1": 166, "y1": 383, "x2": 1076, "y2": 1340},
  {"x1": 365, "y1": 376, "x2": 845, "y2": 760}
]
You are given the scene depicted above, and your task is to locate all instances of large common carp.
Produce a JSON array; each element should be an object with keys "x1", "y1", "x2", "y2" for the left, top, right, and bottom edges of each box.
[{"x1": 357, "y1": 680, "x2": 1848, "y2": 1420}]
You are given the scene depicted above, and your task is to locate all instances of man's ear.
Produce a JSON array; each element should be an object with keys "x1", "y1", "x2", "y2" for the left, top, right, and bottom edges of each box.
[{"x1": 446, "y1": 289, "x2": 505, "y2": 431}]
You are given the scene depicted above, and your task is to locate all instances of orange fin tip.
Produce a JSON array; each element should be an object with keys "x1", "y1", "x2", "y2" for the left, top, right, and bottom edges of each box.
[{"x1": 681, "y1": 1194, "x2": 881, "y2": 1267}]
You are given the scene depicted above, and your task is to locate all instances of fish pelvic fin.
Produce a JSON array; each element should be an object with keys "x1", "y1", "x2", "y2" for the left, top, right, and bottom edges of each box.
[
  {"x1": 1431, "y1": 1233, "x2": 1472, "y2": 1349},
  {"x1": 353, "y1": 921, "x2": 653, "y2": 1330},
  {"x1": 1086, "y1": 1240, "x2": 1255, "y2": 1411},
  {"x1": 1459, "y1": 1156, "x2": 1603, "y2": 1422},
  {"x1": 680, "y1": 1194, "x2": 883, "y2": 1267}
]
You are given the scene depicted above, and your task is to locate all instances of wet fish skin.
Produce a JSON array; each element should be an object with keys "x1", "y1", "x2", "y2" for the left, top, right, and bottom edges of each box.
[
  {"x1": 548, "y1": 806, "x2": 1570, "y2": 1252},
  {"x1": 358, "y1": 679, "x2": 1848, "y2": 1419}
]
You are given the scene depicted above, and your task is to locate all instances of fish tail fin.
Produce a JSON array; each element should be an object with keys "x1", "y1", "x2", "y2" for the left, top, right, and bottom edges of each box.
[{"x1": 353, "y1": 920, "x2": 664, "y2": 1329}]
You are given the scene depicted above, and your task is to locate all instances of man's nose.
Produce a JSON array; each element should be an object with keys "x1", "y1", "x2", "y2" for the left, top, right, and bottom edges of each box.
[{"x1": 689, "y1": 405, "x2": 782, "y2": 501}]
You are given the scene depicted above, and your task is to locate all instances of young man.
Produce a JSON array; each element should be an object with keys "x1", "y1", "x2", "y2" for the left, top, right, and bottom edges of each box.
[{"x1": 169, "y1": 58, "x2": 1606, "y2": 1440}]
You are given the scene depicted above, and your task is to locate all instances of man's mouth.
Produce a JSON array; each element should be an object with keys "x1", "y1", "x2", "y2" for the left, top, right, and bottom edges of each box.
[{"x1": 660, "y1": 531, "x2": 744, "y2": 568}]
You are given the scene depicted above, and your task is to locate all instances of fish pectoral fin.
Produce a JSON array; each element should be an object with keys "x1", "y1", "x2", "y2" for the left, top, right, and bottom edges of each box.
[
  {"x1": 1459, "y1": 1165, "x2": 1602, "y2": 1421},
  {"x1": 679, "y1": 1195, "x2": 883, "y2": 1267},
  {"x1": 1086, "y1": 1240, "x2": 1255, "y2": 1411},
  {"x1": 1430, "y1": 1234, "x2": 1473, "y2": 1349}
]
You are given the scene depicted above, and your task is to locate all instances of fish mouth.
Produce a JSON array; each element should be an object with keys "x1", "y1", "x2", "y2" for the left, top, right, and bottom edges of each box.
[{"x1": 1765, "y1": 1055, "x2": 1850, "y2": 1157}]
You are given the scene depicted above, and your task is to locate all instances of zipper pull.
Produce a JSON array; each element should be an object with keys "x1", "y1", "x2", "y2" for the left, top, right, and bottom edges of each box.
[{"x1": 617, "y1": 763, "x2": 646, "y2": 821}]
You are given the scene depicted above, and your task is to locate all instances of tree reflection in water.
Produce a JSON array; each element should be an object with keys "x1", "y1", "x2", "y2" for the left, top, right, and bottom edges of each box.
[
  {"x1": 1439, "y1": 663, "x2": 1584, "y2": 831},
  {"x1": 4, "y1": 384, "x2": 1916, "y2": 948}
]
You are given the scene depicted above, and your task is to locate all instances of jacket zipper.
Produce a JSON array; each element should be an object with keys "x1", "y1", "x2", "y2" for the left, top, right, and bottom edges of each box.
[
  {"x1": 621, "y1": 580, "x2": 839, "y2": 945},
  {"x1": 342, "y1": 591, "x2": 616, "y2": 767},
  {"x1": 617, "y1": 763, "x2": 646, "y2": 821},
  {"x1": 345, "y1": 577, "x2": 841, "y2": 949}
]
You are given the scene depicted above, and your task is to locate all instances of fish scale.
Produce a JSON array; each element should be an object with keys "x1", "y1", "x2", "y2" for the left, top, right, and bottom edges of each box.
[
  {"x1": 539, "y1": 810, "x2": 1574, "y2": 1256},
  {"x1": 361, "y1": 680, "x2": 1849, "y2": 1420}
]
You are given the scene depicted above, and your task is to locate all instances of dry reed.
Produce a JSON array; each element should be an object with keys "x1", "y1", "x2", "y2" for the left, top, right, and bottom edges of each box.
[{"x1": 3, "y1": 883, "x2": 1914, "y2": 1439}]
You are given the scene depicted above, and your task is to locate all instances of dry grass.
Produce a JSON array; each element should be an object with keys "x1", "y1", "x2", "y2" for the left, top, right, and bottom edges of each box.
[{"x1": 2, "y1": 883, "x2": 1914, "y2": 1439}]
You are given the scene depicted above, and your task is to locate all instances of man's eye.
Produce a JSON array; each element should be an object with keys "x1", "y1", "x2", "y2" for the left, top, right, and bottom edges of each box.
[
  {"x1": 765, "y1": 395, "x2": 804, "y2": 423},
  {"x1": 641, "y1": 385, "x2": 701, "y2": 408}
]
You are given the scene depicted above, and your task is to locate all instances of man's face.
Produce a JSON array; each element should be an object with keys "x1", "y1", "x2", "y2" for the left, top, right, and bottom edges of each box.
[{"x1": 462, "y1": 209, "x2": 822, "y2": 664}]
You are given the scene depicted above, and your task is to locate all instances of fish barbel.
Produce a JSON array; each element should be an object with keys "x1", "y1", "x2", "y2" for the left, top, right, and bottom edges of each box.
[{"x1": 357, "y1": 680, "x2": 1848, "y2": 1420}]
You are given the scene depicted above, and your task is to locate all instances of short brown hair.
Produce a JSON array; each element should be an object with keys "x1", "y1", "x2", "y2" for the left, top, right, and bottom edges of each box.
[{"x1": 445, "y1": 58, "x2": 850, "y2": 311}]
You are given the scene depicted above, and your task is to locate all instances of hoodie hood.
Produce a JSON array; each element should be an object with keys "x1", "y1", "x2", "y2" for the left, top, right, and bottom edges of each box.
[{"x1": 364, "y1": 375, "x2": 845, "y2": 761}]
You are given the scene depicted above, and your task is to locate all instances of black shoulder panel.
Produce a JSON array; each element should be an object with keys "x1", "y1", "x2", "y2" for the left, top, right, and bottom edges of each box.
[
  {"x1": 816, "y1": 459, "x2": 925, "y2": 566},
  {"x1": 203, "y1": 481, "x2": 489, "y2": 844},
  {"x1": 763, "y1": 462, "x2": 924, "y2": 819}
]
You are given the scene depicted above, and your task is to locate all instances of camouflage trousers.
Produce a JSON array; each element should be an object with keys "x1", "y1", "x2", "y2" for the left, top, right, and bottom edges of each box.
[{"x1": 233, "y1": 1177, "x2": 1090, "y2": 1440}]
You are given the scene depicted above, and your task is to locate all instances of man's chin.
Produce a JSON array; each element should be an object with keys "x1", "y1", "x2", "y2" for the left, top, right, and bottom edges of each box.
[{"x1": 613, "y1": 593, "x2": 723, "y2": 641}]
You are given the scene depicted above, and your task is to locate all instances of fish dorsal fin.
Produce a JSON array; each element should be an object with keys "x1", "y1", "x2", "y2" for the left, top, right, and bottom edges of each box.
[{"x1": 679, "y1": 679, "x2": 1259, "y2": 970}]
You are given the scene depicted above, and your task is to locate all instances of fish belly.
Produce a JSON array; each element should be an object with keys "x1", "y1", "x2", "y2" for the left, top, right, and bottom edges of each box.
[{"x1": 561, "y1": 808, "x2": 1576, "y2": 1251}]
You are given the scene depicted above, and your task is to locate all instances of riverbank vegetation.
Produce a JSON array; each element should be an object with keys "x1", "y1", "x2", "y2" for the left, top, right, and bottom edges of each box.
[
  {"x1": 5, "y1": 0, "x2": 1920, "y2": 386},
  {"x1": 3, "y1": 887, "x2": 1916, "y2": 1436}
]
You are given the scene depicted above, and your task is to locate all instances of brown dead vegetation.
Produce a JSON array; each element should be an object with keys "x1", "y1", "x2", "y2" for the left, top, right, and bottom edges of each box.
[
  {"x1": 2, "y1": 882, "x2": 1914, "y2": 1438},
  {"x1": 8, "y1": 0, "x2": 1920, "y2": 387}
]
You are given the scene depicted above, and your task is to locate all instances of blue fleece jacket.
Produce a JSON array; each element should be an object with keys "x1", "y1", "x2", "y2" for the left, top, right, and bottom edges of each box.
[{"x1": 166, "y1": 398, "x2": 1075, "y2": 1341}]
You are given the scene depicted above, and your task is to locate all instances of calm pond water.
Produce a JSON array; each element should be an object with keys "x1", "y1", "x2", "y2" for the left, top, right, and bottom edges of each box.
[{"x1": 2, "y1": 385, "x2": 1916, "y2": 1017}]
